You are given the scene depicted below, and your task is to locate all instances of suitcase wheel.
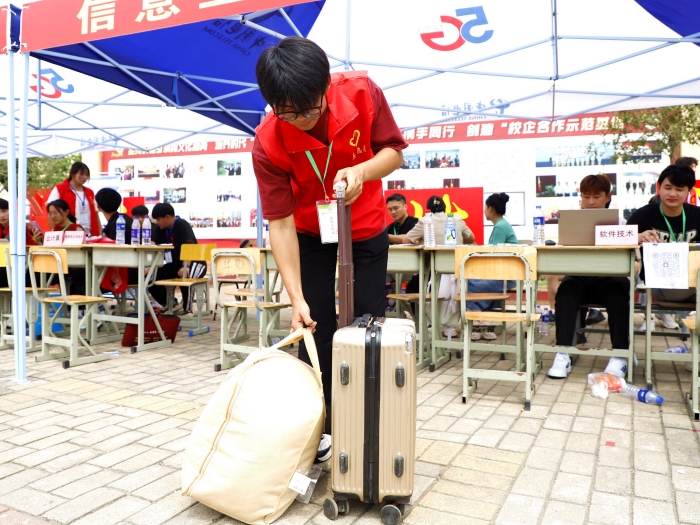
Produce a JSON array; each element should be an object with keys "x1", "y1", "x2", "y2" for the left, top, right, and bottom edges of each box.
[
  {"x1": 323, "y1": 498, "x2": 338, "y2": 520},
  {"x1": 380, "y1": 503, "x2": 402, "y2": 525},
  {"x1": 338, "y1": 500, "x2": 349, "y2": 516}
]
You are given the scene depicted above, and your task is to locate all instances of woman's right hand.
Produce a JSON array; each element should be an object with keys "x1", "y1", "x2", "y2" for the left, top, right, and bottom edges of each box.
[{"x1": 291, "y1": 300, "x2": 316, "y2": 333}]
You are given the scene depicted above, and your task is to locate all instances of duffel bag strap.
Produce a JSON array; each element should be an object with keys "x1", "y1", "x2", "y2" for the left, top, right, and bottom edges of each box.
[{"x1": 269, "y1": 328, "x2": 323, "y2": 388}]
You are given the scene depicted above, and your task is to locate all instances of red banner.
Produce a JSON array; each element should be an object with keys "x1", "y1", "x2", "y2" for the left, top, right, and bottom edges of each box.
[
  {"x1": 0, "y1": 5, "x2": 8, "y2": 55},
  {"x1": 22, "y1": 0, "x2": 313, "y2": 52},
  {"x1": 384, "y1": 188, "x2": 484, "y2": 245}
]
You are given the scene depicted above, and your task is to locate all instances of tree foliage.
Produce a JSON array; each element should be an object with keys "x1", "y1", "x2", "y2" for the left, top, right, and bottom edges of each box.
[
  {"x1": 604, "y1": 105, "x2": 700, "y2": 164},
  {"x1": 0, "y1": 154, "x2": 81, "y2": 192}
]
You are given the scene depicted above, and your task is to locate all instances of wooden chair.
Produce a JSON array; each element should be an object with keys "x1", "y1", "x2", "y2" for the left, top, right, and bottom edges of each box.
[
  {"x1": 0, "y1": 246, "x2": 53, "y2": 352},
  {"x1": 28, "y1": 247, "x2": 112, "y2": 369},
  {"x1": 154, "y1": 243, "x2": 215, "y2": 337},
  {"x1": 212, "y1": 248, "x2": 291, "y2": 372},
  {"x1": 457, "y1": 246, "x2": 539, "y2": 410}
]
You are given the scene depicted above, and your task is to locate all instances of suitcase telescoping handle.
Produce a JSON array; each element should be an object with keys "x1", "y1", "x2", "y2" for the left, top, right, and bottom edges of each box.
[
  {"x1": 335, "y1": 180, "x2": 354, "y2": 328},
  {"x1": 269, "y1": 327, "x2": 323, "y2": 388}
]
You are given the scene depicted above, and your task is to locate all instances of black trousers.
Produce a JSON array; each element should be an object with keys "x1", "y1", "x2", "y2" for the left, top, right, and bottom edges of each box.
[
  {"x1": 555, "y1": 276, "x2": 630, "y2": 349},
  {"x1": 297, "y1": 231, "x2": 389, "y2": 434}
]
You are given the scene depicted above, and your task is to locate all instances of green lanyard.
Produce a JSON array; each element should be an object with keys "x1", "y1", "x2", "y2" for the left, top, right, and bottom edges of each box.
[
  {"x1": 62, "y1": 223, "x2": 71, "y2": 232},
  {"x1": 659, "y1": 203, "x2": 686, "y2": 242},
  {"x1": 304, "y1": 141, "x2": 333, "y2": 201}
]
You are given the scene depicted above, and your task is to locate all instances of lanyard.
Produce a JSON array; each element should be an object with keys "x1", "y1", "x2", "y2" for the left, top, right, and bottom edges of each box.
[
  {"x1": 659, "y1": 204, "x2": 686, "y2": 242},
  {"x1": 69, "y1": 183, "x2": 86, "y2": 207},
  {"x1": 305, "y1": 141, "x2": 334, "y2": 201},
  {"x1": 61, "y1": 223, "x2": 71, "y2": 232},
  {"x1": 165, "y1": 216, "x2": 179, "y2": 243}
]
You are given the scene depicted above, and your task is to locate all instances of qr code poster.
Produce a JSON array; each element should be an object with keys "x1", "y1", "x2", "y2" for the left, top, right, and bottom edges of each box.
[{"x1": 643, "y1": 242, "x2": 689, "y2": 290}]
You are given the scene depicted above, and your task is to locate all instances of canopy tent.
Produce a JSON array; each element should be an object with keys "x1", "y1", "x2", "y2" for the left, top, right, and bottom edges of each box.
[{"x1": 3, "y1": 0, "x2": 700, "y2": 383}]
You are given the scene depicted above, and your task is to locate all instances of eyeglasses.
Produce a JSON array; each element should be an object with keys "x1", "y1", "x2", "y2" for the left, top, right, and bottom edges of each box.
[
  {"x1": 48, "y1": 210, "x2": 63, "y2": 217},
  {"x1": 273, "y1": 95, "x2": 324, "y2": 122}
]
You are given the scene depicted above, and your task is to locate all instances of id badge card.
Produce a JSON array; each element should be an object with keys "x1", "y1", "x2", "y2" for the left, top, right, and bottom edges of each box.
[
  {"x1": 79, "y1": 209, "x2": 90, "y2": 227},
  {"x1": 316, "y1": 200, "x2": 338, "y2": 244},
  {"x1": 164, "y1": 250, "x2": 173, "y2": 264}
]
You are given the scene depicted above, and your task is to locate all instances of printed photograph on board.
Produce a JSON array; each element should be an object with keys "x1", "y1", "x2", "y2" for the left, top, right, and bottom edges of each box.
[
  {"x1": 137, "y1": 165, "x2": 161, "y2": 178},
  {"x1": 425, "y1": 149, "x2": 460, "y2": 168},
  {"x1": 121, "y1": 189, "x2": 135, "y2": 198},
  {"x1": 535, "y1": 175, "x2": 557, "y2": 197},
  {"x1": 164, "y1": 163, "x2": 185, "y2": 179},
  {"x1": 139, "y1": 189, "x2": 160, "y2": 204},
  {"x1": 399, "y1": 150, "x2": 420, "y2": 169},
  {"x1": 443, "y1": 178, "x2": 460, "y2": 188},
  {"x1": 114, "y1": 165, "x2": 134, "y2": 181},
  {"x1": 189, "y1": 211, "x2": 213, "y2": 228},
  {"x1": 387, "y1": 180, "x2": 406, "y2": 190},
  {"x1": 216, "y1": 191, "x2": 242, "y2": 203},
  {"x1": 217, "y1": 211, "x2": 242, "y2": 228},
  {"x1": 164, "y1": 188, "x2": 187, "y2": 204},
  {"x1": 535, "y1": 143, "x2": 615, "y2": 168},
  {"x1": 217, "y1": 160, "x2": 242, "y2": 176}
]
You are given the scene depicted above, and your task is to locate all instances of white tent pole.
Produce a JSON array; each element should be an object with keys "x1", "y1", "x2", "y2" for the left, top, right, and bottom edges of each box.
[
  {"x1": 344, "y1": 0, "x2": 351, "y2": 71},
  {"x1": 14, "y1": 50, "x2": 29, "y2": 384},
  {"x1": 36, "y1": 58, "x2": 41, "y2": 129}
]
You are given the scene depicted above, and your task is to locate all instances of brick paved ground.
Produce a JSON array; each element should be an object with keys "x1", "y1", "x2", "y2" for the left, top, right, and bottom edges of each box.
[{"x1": 0, "y1": 296, "x2": 698, "y2": 525}]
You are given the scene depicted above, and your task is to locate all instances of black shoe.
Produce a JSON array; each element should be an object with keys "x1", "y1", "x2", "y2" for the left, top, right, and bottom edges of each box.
[
  {"x1": 576, "y1": 332, "x2": 587, "y2": 344},
  {"x1": 586, "y1": 309, "x2": 606, "y2": 326}
]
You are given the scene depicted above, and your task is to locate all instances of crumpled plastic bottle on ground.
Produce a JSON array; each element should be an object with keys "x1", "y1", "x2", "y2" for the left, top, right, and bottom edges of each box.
[{"x1": 587, "y1": 371, "x2": 626, "y2": 400}]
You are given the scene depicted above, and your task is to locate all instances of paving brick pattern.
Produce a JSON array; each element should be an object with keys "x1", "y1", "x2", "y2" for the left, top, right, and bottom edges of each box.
[{"x1": 0, "y1": 298, "x2": 698, "y2": 524}]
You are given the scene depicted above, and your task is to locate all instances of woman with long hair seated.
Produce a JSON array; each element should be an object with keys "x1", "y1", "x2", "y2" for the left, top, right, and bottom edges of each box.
[{"x1": 46, "y1": 199, "x2": 86, "y2": 295}]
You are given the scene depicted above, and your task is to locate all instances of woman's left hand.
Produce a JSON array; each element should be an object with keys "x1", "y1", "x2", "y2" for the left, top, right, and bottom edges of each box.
[{"x1": 333, "y1": 165, "x2": 365, "y2": 205}]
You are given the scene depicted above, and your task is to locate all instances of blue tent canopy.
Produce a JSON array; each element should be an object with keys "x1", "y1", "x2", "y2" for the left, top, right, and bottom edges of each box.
[{"x1": 24, "y1": 3, "x2": 325, "y2": 135}]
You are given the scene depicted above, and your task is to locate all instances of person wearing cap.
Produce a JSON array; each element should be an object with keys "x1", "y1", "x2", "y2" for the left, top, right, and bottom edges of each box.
[{"x1": 253, "y1": 37, "x2": 407, "y2": 458}]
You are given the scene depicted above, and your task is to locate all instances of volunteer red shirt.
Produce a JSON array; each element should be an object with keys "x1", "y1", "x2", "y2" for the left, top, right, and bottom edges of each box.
[{"x1": 253, "y1": 75, "x2": 407, "y2": 240}]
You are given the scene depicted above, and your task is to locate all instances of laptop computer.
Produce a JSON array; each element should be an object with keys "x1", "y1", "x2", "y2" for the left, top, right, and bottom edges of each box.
[{"x1": 558, "y1": 209, "x2": 620, "y2": 246}]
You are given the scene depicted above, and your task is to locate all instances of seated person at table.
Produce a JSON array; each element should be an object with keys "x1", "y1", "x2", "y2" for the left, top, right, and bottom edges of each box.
[
  {"x1": 96, "y1": 188, "x2": 138, "y2": 288},
  {"x1": 0, "y1": 198, "x2": 43, "y2": 288},
  {"x1": 386, "y1": 193, "x2": 418, "y2": 245},
  {"x1": 548, "y1": 174, "x2": 631, "y2": 379},
  {"x1": 47, "y1": 199, "x2": 86, "y2": 296},
  {"x1": 150, "y1": 203, "x2": 205, "y2": 314},
  {"x1": 131, "y1": 205, "x2": 150, "y2": 226}
]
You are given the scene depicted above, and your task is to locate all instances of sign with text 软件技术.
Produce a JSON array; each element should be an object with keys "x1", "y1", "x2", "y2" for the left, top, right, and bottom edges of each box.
[{"x1": 594, "y1": 225, "x2": 638, "y2": 246}]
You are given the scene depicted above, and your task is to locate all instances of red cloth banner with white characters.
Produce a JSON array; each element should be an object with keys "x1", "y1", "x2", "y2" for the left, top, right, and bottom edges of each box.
[
  {"x1": 384, "y1": 187, "x2": 484, "y2": 245},
  {"x1": 21, "y1": 0, "x2": 314, "y2": 52},
  {"x1": 0, "y1": 4, "x2": 8, "y2": 55}
]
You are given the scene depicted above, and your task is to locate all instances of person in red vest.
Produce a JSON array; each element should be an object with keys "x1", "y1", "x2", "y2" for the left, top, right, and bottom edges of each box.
[
  {"x1": 253, "y1": 37, "x2": 407, "y2": 459},
  {"x1": 47, "y1": 162, "x2": 102, "y2": 237}
]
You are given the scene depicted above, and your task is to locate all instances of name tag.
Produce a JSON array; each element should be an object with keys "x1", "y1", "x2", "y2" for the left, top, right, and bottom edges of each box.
[
  {"x1": 595, "y1": 225, "x2": 638, "y2": 246},
  {"x1": 43, "y1": 231, "x2": 64, "y2": 246},
  {"x1": 316, "y1": 200, "x2": 338, "y2": 244},
  {"x1": 63, "y1": 231, "x2": 86, "y2": 245},
  {"x1": 164, "y1": 250, "x2": 173, "y2": 264}
]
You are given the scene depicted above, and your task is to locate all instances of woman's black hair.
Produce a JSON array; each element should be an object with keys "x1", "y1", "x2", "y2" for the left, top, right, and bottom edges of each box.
[
  {"x1": 47, "y1": 199, "x2": 77, "y2": 223},
  {"x1": 426, "y1": 196, "x2": 446, "y2": 214},
  {"x1": 68, "y1": 162, "x2": 90, "y2": 181},
  {"x1": 0, "y1": 199, "x2": 8, "y2": 211},
  {"x1": 485, "y1": 192, "x2": 510, "y2": 216},
  {"x1": 256, "y1": 36, "x2": 330, "y2": 113}
]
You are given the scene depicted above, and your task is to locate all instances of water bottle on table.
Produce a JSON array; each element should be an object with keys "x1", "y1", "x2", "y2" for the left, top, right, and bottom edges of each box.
[
  {"x1": 131, "y1": 218, "x2": 140, "y2": 246},
  {"x1": 533, "y1": 206, "x2": 545, "y2": 245},
  {"x1": 116, "y1": 214, "x2": 126, "y2": 245},
  {"x1": 620, "y1": 384, "x2": 664, "y2": 404},
  {"x1": 141, "y1": 217, "x2": 152, "y2": 246},
  {"x1": 445, "y1": 213, "x2": 457, "y2": 246},
  {"x1": 424, "y1": 212, "x2": 436, "y2": 248}
]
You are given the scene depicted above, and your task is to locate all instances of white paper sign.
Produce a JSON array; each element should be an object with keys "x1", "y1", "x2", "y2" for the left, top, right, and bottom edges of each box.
[
  {"x1": 63, "y1": 231, "x2": 86, "y2": 245},
  {"x1": 595, "y1": 225, "x2": 638, "y2": 246},
  {"x1": 643, "y1": 242, "x2": 689, "y2": 289},
  {"x1": 43, "y1": 231, "x2": 64, "y2": 246},
  {"x1": 288, "y1": 472, "x2": 312, "y2": 495}
]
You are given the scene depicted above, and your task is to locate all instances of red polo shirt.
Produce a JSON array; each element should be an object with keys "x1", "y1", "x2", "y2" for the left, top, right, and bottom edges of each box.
[{"x1": 253, "y1": 73, "x2": 407, "y2": 241}]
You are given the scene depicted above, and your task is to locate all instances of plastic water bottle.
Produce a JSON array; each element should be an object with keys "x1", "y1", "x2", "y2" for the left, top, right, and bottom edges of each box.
[
  {"x1": 541, "y1": 307, "x2": 550, "y2": 336},
  {"x1": 536, "y1": 305, "x2": 544, "y2": 335},
  {"x1": 664, "y1": 345, "x2": 688, "y2": 353},
  {"x1": 445, "y1": 213, "x2": 457, "y2": 246},
  {"x1": 116, "y1": 214, "x2": 126, "y2": 245},
  {"x1": 620, "y1": 384, "x2": 664, "y2": 404},
  {"x1": 533, "y1": 206, "x2": 545, "y2": 245},
  {"x1": 264, "y1": 222, "x2": 271, "y2": 248},
  {"x1": 131, "y1": 218, "x2": 140, "y2": 246},
  {"x1": 141, "y1": 217, "x2": 151, "y2": 246},
  {"x1": 424, "y1": 212, "x2": 436, "y2": 248}
]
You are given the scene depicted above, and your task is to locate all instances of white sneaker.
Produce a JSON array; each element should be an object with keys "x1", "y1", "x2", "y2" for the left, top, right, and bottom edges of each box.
[
  {"x1": 547, "y1": 352, "x2": 571, "y2": 379},
  {"x1": 482, "y1": 331, "x2": 497, "y2": 340},
  {"x1": 640, "y1": 318, "x2": 655, "y2": 332},
  {"x1": 315, "y1": 433, "x2": 331, "y2": 464},
  {"x1": 604, "y1": 357, "x2": 629, "y2": 378},
  {"x1": 659, "y1": 314, "x2": 679, "y2": 329},
  {"x1": 471, "y1": 331, "x2": 482, "y2": 341}
]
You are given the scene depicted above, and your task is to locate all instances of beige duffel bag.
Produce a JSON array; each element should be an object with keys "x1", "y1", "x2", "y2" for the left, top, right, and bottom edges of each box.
[{"x1": 182, "y1": 328, "x2": 325, "y2": 524}]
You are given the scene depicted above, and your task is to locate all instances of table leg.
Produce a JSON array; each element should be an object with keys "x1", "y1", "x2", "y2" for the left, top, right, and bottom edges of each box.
[
  {"x1": 628, "y1": 251, "x2": 635, "y2": 384},
  {"x1": 430, "y1": 251, "x2": 438, "y2": 371}
]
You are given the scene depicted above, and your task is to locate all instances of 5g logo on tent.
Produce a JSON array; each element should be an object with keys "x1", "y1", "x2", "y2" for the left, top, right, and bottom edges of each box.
[
  {"x1": 420, "y1": 6, "x2": 493, "y2": 51},
  {"x1": 30, "y1": 68, "x2": 75, "y2": 99}
]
